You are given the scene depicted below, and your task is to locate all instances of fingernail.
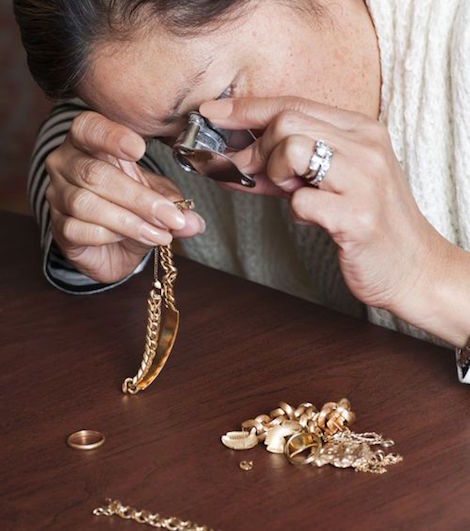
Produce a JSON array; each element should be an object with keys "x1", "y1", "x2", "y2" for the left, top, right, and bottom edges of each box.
[
  {"x1": 194, "y1": 212, "x2": 206, "y2": 233},
  {"x1": 120, "y1": 135, "x2": 145, "y2": 160},
  {"x1": 141, "y1": 225, "x2": 171, "y2": 245},
  {"x1": 199, "y1": 99, "x2": 233, "y2": 120},
  {"x1": 154, "y1": 203, "x2": 186, "y2": 230},
  {"x1": 279, "y1": 178, "x2": 299, "y2": 192}
]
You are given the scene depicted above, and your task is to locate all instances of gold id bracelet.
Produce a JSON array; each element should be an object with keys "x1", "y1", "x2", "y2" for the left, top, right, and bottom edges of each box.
[{"x1": 122, "y1": 199, "x2": 194, "y2": 395}]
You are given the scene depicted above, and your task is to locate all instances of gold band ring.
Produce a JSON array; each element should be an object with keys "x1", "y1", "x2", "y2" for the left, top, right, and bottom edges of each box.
[{"x1": 66, "y1": 430, "x2": 105, "y2": 451}]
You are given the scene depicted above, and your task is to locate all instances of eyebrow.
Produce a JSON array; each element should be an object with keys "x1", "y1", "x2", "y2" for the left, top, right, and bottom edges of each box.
[{"x1": 157, "y1": 57, "x2": 215, "y2": 126}]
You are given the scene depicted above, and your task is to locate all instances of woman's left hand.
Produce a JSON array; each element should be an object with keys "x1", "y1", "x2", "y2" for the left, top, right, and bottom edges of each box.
[{"x1": 199, "y1": 96, "x2": 449, "y2": 318}]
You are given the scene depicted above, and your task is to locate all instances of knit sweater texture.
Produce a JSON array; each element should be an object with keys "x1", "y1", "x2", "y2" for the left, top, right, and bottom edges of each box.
[{"x1": 365, "y1": 0, "x2": 470, "y2": 341}]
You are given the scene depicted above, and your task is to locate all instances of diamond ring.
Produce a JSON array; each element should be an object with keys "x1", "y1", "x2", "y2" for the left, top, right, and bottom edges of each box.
[{"x1": 302, "y1": 139, "x2": 334, "y2": 187}]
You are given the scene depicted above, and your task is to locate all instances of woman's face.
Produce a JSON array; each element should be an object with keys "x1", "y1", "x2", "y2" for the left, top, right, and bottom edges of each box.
[{"x1": 79, "y1": 1, "x2": 380, "y2": 141}]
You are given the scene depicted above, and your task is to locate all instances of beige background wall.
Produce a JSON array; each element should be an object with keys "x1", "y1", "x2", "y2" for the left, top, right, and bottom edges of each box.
[{"x1": 1, "y1": 1, "x2": 52, "y2": 214}]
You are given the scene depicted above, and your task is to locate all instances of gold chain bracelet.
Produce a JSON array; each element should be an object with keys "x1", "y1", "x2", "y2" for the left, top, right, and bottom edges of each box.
[
  {"x1": 122, "y1": 199, "x2": 194, "y2": 395},
  {"x1": 93, "y1": 499, "x2": 213, "y2": 530}
]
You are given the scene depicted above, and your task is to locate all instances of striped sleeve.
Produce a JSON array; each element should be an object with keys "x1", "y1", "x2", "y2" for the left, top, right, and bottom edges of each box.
[{"x1": 29, "y1": 98, "x2": 156, "y2": 295}]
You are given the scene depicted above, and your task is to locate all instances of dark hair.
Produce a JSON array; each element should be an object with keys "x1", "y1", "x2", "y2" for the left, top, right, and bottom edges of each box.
[{"x1": 13, "y1": 1, "x2": 255, "y2": 99}]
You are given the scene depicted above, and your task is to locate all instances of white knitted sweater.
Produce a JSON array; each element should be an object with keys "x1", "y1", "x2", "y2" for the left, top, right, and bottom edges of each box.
[
  {"x1": 365, "y1": 0, "x2": 470, "y2": 342},
  {"x1": 148, "y1": 0, "x2": 470, "y2": 346}
]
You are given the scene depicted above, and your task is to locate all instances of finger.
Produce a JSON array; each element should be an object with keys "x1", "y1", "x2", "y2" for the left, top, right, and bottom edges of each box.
[
  {"x1": 50, "y1": 206, "x2": 127, "y2": 247},
  {"x1": 172, "y1": 210, "x2": 206, "y2": 238},
  {"x1": 69, "y1": 111, "x2": 146, "y2": 161},
  {"x1": 290, "y1": 188, "x2": 349, "y2": 236},
  {"x1": 291, "y1": 187, "x2": 380, "y2": 247},
  {"x1": 200, "y1": 96, "x2": 367, "y2": 131},
  {"x1": 266, "y1": 135, "x2": 348, "y2": 193},
  {"x1": 52, "y1": 181, "x2": 173, "y2": 246},
  {"x1": 64, "y1": 154, "x2": 186, "y2": 231},
  {"x1": 140, "y1": 169, "x2": 208, "y2": 235},
  {"x1": 228, "y1": 113, "x2": 351, "y2": 177}
]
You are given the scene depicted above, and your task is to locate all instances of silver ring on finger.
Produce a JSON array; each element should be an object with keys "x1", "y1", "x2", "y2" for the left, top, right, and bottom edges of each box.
[{"x1": 302, "y1": 139, "x2": 334, "y2": 188}]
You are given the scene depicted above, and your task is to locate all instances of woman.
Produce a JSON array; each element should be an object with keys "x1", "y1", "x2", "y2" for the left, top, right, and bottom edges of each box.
[{"x1": 13, "y1": 0, "x2": 470, "y2": 383}]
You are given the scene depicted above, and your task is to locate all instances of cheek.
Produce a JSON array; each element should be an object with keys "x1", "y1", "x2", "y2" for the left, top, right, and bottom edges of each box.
[{"x1": 237, "y1": 52, "x2": 303, "y2": 99}]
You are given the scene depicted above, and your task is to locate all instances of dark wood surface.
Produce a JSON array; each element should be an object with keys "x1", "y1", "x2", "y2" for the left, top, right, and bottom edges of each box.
[{"x1": 1, "y1": 211, "x2": 469, "y2": 531}]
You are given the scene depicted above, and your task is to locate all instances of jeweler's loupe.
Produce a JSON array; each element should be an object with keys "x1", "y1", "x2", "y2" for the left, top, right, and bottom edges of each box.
[{"x1": 173, "y1": 111, "x2": 257, "y2": 187}]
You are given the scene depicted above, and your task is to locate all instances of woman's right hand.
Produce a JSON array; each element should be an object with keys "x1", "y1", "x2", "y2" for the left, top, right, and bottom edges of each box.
[{"x1": 45, "y1": 111, "x2": 206, "y2": 283}]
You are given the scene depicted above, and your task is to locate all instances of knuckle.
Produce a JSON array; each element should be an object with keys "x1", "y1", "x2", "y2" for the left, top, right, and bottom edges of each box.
[
  {"x1": 70, "y1": 112, "x2": 91, "y2": 140},
  {"x1": 102, "y1": 126, "x2": 123, "y2": 148},
  {"x1": 72, "y1": 111, "x2": 110, "y2": 148},
  {"x1": 133, "y1": 190, "x2": 151, "y2": 213},
  {"x1": 282, "y1": 96, "x2": 305, "y2": 113},
  {"x1": 115, "y1": 211, "x2": 134, "y2": 232},
  {"x1": 90, "y1": 224, "x2": 107, "y2": 242},
  {"x1": 272, "y1": 110, "x2": 301, "y2": 139},
  {"x1": 45, "y1": 149, "x2": 60, "y2": 176},
  {"x1": 252, "y1": 140, "x2": 265, "y2": 166},
  {"x1": 91, "y1": 118, "x2": 113, "y2": 147},
  {"x1": 45, "y1": 184, "x2": 54, "y2": 204},
  {"x1": 281, "y1": 136, "x2": 305, "y2": 167},
  {"x1": 77, "y1": 158, "x2": 106, "y2": 187},
  {"x1": 355, "y1": 208, "x2": 376, "y2": 237},
  {"x1": 49, "y1": 205, "x2": 59, "y2": 223},
  {"x1": 68, "y1": 188, "x2": 91, "y2": 216},
  {"x1": 61, "y1": 217, "x2": 77, "y2": 242}
]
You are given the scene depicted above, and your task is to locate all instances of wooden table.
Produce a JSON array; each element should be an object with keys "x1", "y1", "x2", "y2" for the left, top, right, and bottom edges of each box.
[{"x1": 1, "y1": 211, "x2": 469, "y2": 530}]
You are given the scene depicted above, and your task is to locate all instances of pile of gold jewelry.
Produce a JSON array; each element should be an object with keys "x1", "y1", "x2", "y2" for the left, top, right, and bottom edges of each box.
[
  {"x1": 122, "y1": 199, "x2": 194, "y2": 395},
  {"x1": 221, "y1": 400, "x2": 403, "y2": 474}
]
